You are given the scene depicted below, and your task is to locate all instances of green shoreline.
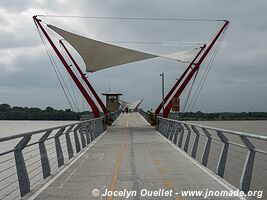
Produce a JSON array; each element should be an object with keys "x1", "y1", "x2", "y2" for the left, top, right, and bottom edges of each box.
[
  {"x1": 1, "y1": 104, "x2": 267, "y2": 121},
  {"x1": 167, "y1": 111, "x2": 267, "y2": 121},
  {"x1": 0, "y1": 104, "x2": 86, "y2": 120}
]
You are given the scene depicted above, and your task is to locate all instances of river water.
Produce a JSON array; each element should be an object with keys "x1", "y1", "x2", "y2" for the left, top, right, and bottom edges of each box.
[
  {"x1": 188, "y1": 120, "x2": 267, "y2": 136},
  {"x1": 0, "y1": 120, "x2": 266, "y2": 199},
  {"x1": 0, "y1": 120, "x2": 78, "y2": 200},
  {"x1": 0, "y1": 120, "x2": 78, "y2": 138},
  {"x1": 185, "y1": 120, "x2": 267, "y2": 200}
]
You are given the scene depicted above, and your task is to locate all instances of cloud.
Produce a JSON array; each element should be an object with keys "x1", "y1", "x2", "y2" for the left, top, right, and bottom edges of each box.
[{"x1": 0, "y1": 0, "x2": 266, "y2": 112}]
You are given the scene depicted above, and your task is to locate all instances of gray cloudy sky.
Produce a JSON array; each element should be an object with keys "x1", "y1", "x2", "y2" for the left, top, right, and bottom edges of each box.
[{"x1": 0, "y1": 0, "x2": 266, "y2": 112}]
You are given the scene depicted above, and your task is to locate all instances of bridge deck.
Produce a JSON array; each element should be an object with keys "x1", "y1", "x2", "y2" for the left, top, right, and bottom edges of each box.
[{"x1": 27, "y1": 113, "x2": 243, "y2": 200}]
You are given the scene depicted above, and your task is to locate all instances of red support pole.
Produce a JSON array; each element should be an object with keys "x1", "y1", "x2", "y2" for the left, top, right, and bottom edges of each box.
[
  {"x1": 59, "y1": 40, "x2": 108, "y2": 115},
  {"x1": 155, "y1": 45, "x2": 206, "y2": 115},
  {"x1": 33, "y1": 16, "x2": 100, "y2": 118},
  {"x1": 162, "y1": 20, "x2": 229, "y2": 118}
]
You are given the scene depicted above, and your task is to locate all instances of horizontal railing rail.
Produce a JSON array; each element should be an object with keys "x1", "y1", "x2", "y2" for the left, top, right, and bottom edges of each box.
[
  {"x1": 156, "y1": 116, "x2": 267, "y2": 194},
  {"x1": 0, "y1": 114, "x2": 123, "y2": 200},
  {"x1": 138, "y1": 109, "x2": 150, "y2": 121},
  {"x1": 109, "y1": 109, "x2": 122, "y2": 122}
]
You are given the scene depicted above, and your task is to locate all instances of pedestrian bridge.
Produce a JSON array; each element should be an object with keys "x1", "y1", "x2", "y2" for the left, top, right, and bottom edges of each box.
[{"x1": 0, "y1": 111, "x2": 266, "y2": 200}]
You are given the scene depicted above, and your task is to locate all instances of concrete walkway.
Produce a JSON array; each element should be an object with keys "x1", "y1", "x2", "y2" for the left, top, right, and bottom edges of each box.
[{"x1": 27, "y1": 113, "x2": 244, "y2": 200}]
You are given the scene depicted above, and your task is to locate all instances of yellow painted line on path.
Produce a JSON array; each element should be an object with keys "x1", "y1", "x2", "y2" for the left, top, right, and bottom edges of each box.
[
  {"x1": 143, "y1": 133, "x2": 182, "y2": 200},
  {"x1": 159, "y1": 166, "x2": 166, "y2": 174},
  {"x1": 106, "y1": 117, "x2": 128, "y2": 200},
  {"x1": 153, "y1": 159, "x2": 161, "y2": 165},
  {"x1": 166, "y1": 179, "x2": 174, "y2": 188}
]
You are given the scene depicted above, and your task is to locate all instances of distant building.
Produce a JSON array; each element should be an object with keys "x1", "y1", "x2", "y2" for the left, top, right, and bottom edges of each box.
[{"x1": 101, "y1": 91, "x2": 122, "y2": 112}]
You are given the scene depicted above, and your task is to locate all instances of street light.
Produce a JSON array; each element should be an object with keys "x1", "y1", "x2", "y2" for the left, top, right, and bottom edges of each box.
[{"x1": 160, "y1": 73, "x2": 165, "y2": 114}]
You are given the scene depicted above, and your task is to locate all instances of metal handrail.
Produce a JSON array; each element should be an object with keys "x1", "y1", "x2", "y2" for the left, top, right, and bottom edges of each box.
[
  {"x1": 155, "y1": 116, "x2": 267, "y2": 194},
  {"x1": 0, "y1": 119, "x2": 99, "y2": 143},
  {"x1": 138, "y1": 109, "x2": 150, "y2": 121},
  {"x1": 161, "y1": 117, "x2": 267, "y2": 141},
  {"x1": 109, "y1": 109, "x2": 122, "y2": 121},
  {"x1": 0, "y1": 114, "x2": 123, "y2": 199}
]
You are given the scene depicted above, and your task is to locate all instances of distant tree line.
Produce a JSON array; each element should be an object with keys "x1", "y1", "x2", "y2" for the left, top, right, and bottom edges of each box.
[
  {"x1": 0, "y1": 104, "x2": 84, "y2": 120},
  {"x1": 170, "y1": 111, "x2": 267, "y2": 121},
  {"x1": 1, "y1": 104, "x2": 267, "y2": 121}
]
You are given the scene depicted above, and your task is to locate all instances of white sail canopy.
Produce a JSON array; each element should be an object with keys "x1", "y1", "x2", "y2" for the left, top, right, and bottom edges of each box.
[
  {"x1": 119, "y1": 99, "x2": 143, "y2": 110},
  {"x1": 48, "y1": 25, "x2": 190, "y2": 72}
]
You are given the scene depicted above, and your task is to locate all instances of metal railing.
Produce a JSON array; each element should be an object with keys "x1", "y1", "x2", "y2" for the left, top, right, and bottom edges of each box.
[
  {"x1": 109, "y1": 109, "x2": 122, "y2": 122},
  {"x1": 156, "y1": 116, "x2": 267, "y2": 193},
  {"x1": 0, "y1": 117, "x2": 106, "y2": 199},
  {"x1": 138, "y1": 109, "x2": 150, "y2": 121}
]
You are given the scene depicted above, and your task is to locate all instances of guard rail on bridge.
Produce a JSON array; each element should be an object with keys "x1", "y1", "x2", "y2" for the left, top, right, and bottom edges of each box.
[
  {"x1": 155, "y1": 116, "x2": 267, "y2": 193},
  {"x1": 109, "y1": 109, "x2": 122, "y2": 122},
  {"x1": 0, "y1": 113, "x2": 119, "y2": 199},
  {"x1": 138, "y1": 109, "x2": 150, "y2": 121}
]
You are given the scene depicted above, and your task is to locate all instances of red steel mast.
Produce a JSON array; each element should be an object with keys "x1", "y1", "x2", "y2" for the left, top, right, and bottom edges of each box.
[
  {"x1": 162, "y1": 20, "x2": 229, "y2": 118},
  {"x1": 155, "y1": 45, "x2": 206, "y2": 115},
  {"x1": 59, "y1": 40, "x2": 108, "y2": 115},
  {"x1": 33, "y1": 16, "x2": 100, "y2": 118}
]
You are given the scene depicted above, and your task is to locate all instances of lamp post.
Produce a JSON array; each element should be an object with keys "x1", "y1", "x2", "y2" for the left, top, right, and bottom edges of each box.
[{"x1": 160, "y1": 73, "x2": 165, "y2": 114}]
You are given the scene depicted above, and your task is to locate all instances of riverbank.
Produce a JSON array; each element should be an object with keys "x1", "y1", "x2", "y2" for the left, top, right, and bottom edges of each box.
[
  {"x1": 169, "y1": 111, "x2": 267, "y2": 121},
  {"x1": 0, "y1": 104, "x2": 86, "y2": 120}
]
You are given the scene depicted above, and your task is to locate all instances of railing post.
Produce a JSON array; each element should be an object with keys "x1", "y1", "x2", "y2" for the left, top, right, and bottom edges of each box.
[
  {"x1": 183, "y1": 124, "x2": 191, "y2": 153},
  {"x1": 55, "y1": 127, "x2": 65, "y2": 168},
  {"x1": 65, "y1": 125, "x2": 74, "y2": 159},
  {"x1": 216, "y1": 131, "x2": 229, "y2": 178},
  {"x1": 102, "y1": 117, "x2": 106, "y2": 132},
  {"x1": 99, "y1": 119, "x2": 104, "y2": 134},
  {"x1": 14, "y1": 135, "x2": 31, "y2": 197},
  {"x1": 91, "y1": 121, "x2": 97, "y2": 140},
  {"x1": 159, "y1": 120, "x2": 164, "y2": 134},
  {"x1": 158, "y1": 119, "x2": 163, "y2": 134},
  {"x1": 168, "y1": 122, "x2": 172, "y2": 140},
  {"x1": 191, "y1": 125, "x2": 200, "y2": 159},
  {"x1": 240, "y1": 136, "x2": 255, "y2": 193},
  {"x1": 39, "y1": 130, "x2": 52, "y2": 179},
  {"x1": 162, "y1": 121, "x2": 168, "y2": 137},
  {"x1": 173, "y1": 123, "x2": 179, "y2": 145},
  {"x1": 160, "y1": 119, "x2": 164, "y2": 133},
  {"x1": 165, "y1": 121, "x2": 171, "y2": 138},
  {"x1": 178, "y1": 123, "x2": 184, "y2": 148},
  {"x1": 79, "y1": 125, "x2": 86, "y2": 148},
  {"x1": 73, "y1": 124, "x2": 81, "y2": 153},
  {"x1": 89, "y1": 121, "x2": 95, "y2": 141},
  {"x1": 157, "y1": 118, "x2": 163, "y2": 132},
  {"x1": 201, "y1": 128, "x2": 212, "y2": 167},
  {"x1": 97, "y1": 119, "x2": 101, "y2": 136},
  {"x1": 163, "y1": 120, "x2": 168, "y2": 136},
  {"x1": 83, "y1": 122, "x2": 91, "y2": 145},
  {"x1": 155, "y1": 117, "x2": 159, "y2": 130},
  {"x1": 95, "y1": 120, "x2": 101, "y2": 137},
  {"x1": 164, "y1": 121, "x2": 169, "y2": 137},
  {"x1": 169, "y1": 122, "x2": 175, "y2": 142}
]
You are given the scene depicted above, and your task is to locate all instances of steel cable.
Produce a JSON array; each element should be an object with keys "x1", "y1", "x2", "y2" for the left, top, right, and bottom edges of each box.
[
  {"x1": 43, "y1": 25, "x2": 80, "y2": 112},
  {"x1": 34, "y1": 21, "x2": 76, "y2": 111},
  {"x1": 0, "y1": 157, "x2": 14, "y2": 165},
  {"x1": 59, "y1": 43, "x2": 80, "y2": 112},
  {"x1": 1, "y1": 187, "x2": 19, "y2": 200},
  {"x1": 39, "y1": 15, "x2": 223, "y2": 22},
  {"x1": 0, "y1": 164, "x2": 15, "y2": 174},
  {"x1": 0, "y1": 172, "x2": 17, "y2": 183},
  {"x1": 187, "y1": 25, "x2": 228, "y2": 112},
  {"x1": 0, "y1": 179, "x2": 18, "y2": 192}
]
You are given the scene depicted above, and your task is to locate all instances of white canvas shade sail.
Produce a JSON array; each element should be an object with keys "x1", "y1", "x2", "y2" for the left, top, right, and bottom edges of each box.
[
  {"x1": 119, "y1": 99, "x2": 143, "y2": 110},
  {"x1": 48, "y1": 25, "x2": 191, "y2": 72}
]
